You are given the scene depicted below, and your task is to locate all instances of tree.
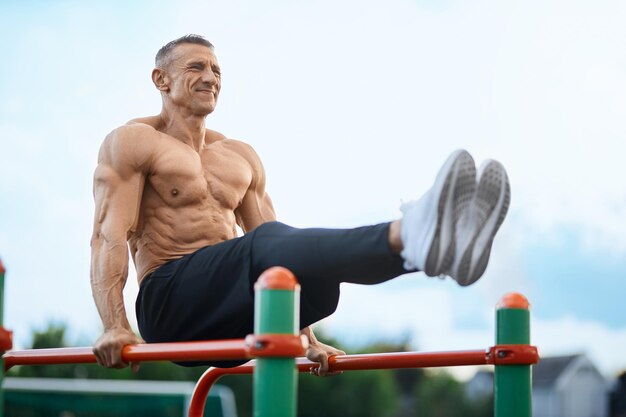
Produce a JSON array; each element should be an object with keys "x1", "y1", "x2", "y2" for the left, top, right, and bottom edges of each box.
[
  {"x1": 415, "y1": 370, "x2": 492, "y2": 417},
  {"x1": 11, "y1": 321, "x2": 78, "y2": 379}
]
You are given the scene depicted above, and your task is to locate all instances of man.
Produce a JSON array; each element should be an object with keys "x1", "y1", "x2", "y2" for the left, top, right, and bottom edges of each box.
[{"x1": 91, "y1": 35, "x2": 510, "y2": 376}]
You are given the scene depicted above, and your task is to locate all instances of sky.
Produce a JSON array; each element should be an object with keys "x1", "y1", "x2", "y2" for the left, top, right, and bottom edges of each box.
[{"x1": 1, "y1": 0, "x2": 625, "y2": 381}]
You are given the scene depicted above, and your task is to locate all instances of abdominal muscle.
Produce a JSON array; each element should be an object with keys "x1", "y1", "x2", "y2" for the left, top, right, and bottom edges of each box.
[{"x1": 130, "y1": 184, "x2": 241, "y2": 285}]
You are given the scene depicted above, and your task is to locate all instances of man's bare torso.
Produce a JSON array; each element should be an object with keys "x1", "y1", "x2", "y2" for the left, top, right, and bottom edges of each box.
[{"x1": 94, "y1": 115, "x2": 272, "y2": 284}]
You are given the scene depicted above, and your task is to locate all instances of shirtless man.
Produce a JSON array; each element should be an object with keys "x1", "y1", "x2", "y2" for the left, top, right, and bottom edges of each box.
[{"x1": 91, "y1": 35, "x2": 510, "y2": 376}]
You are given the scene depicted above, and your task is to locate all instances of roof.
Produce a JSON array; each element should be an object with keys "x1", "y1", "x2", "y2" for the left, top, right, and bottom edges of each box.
[
  {"x1": 467, "y1": 354, "x2": 604, "y2": 392},
  {"x1": 532, "y1": 354, "x2": 582, "y2": 388}
]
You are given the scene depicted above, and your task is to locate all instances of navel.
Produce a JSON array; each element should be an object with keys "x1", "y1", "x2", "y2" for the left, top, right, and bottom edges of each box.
[{"x1": 171, "y1": 188, "x2": 179, "y2": 196}]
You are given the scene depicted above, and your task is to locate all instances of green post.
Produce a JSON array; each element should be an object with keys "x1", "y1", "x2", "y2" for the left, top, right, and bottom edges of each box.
[
  {"x1": 494, "y1": 293, "x2": 532, "y2": 417},
  {"x1": 253, "y1": 267, "x2": 300, "y2": 417},
  {"x1": 0, "y1": 258, "x2": 6, "y2": 417}
]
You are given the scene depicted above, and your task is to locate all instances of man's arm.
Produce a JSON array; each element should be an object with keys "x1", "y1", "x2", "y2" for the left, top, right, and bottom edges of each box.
[
  {"x1": 90, "y1": 125, "x2": 152, "y2": 369},
  {"x1": 232, "y1": 142, "x2": 277, "y2": 232}
]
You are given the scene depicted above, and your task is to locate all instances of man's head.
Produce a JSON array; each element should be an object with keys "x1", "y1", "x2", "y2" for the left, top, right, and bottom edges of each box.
[{"x1": 152, "y1": 35, "x2": 221, "y2": 117}]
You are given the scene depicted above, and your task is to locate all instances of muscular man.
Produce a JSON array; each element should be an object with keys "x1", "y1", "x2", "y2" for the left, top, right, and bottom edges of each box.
[{"x1": 91, "y1": 35, "x2": 510, "y2": 376}]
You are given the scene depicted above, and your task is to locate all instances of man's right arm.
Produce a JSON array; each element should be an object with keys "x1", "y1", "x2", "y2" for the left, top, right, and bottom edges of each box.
[{"x1": 90, "y1": 125, "x2": 152, "y2": 369}]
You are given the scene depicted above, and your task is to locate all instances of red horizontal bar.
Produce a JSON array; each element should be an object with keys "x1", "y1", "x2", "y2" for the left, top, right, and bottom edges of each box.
[
  {"x1": 327, "y1": 349, "x2": 489, "y2": 371},
  {"x1": 3, "y1": 347, "x2": 97, "y2": 370},
  {"x1": 3, "y1": 339, "x2": 250, "y2": 371},
  {"x1": 188, "y1": 349, "x2": 491, "y2": 417},
  {"x1": 123, "y1": 339, "x2": 248, "y2": 363}
]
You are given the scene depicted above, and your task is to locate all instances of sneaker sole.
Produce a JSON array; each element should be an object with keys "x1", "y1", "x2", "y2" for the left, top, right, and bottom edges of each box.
[
  {"x1": 452, "y1": 160, "x2": 510, "y2": 286},
  {"x1": 421, "y1": 150, "x2": 477, "y2": 276}
]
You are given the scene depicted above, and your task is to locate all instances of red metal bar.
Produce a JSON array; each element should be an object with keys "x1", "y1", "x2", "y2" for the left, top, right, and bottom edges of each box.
[
  {"x1": 326, "y1": 349, "x2": 489, "y2": 371},
  {"x1": 189, "y1": 349, "x2": 490, "y2": 417},
  {"x1": 188, "y1": 345, "x2": 540, "y2": 417},
  {"x1": 3, "y1": 339, "x2": 250, "y2": 371},
  {"x1": 190, "y1": 365, "x2": 255, "y2": 417},
  {"x1": 4, "y1": 347, "x2": 97, "y2": 370}
]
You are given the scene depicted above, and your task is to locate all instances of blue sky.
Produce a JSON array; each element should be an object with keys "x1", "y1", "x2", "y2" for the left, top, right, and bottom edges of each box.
[{"x1": 1, "y1": 0, "x2": 625, "y2": 379}]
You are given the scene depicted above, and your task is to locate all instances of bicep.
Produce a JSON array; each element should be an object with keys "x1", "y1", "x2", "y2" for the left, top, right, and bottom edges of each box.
[
  {"x1": 92, "y1": 162, "x2": 146, "y2": 241},
  {"x1": 92, "y1": 128, "x2": 151, "y2": 240},
  {"x1": 236, "y1": 187, "x2": 276, "y2": 233},
  {"x1": 229, "y1": 140, "x2": 276, "y2": 232}
]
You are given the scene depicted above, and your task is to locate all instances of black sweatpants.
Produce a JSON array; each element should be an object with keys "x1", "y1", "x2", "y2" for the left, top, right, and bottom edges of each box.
[{"x1": 136, "y1": 221, "x2": 411, "y2": 367}]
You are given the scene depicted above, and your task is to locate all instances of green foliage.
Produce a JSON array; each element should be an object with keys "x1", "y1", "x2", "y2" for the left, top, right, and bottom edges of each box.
[
  {"x1": 415, "y1": 370, "x2": 493, "y2": 417},
  {"x1": 299, "y1": 369, "x2": 399, "y2": 417},
  {"x1": 12, "y1": 321, "x2": 76, "y2": 379},
  {"x1": 30, "y1": 321, "x2": 67, "y2": 349}
]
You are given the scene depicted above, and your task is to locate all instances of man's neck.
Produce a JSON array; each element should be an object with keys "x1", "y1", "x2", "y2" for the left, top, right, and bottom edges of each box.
[{"x1": 158, "y1": 108, "x2": 207, "y2": 152}]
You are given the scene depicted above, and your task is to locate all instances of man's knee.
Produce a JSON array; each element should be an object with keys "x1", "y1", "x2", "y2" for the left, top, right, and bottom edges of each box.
[{"x1": 254, "y1": 221, "x2": 293, "y2": 235}]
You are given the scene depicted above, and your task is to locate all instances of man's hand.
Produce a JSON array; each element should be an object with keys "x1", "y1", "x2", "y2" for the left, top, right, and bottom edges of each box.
[
  {"x1": 301, "y1": 328, "x2": 346, "y2": 377},
  {"x1": 93, "y1": 328, "x2": 144, "y2": 372}
]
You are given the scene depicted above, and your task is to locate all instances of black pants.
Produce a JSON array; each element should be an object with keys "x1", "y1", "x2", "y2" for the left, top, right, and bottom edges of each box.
[{"x1": 136, "y1": 221, "x2": 411, "y2": 367}]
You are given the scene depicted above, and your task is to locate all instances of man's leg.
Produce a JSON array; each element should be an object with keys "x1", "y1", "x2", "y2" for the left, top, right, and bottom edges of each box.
[
  {"x1": 247, "y1": 150, "x2": 479, "y2": 293},
  {"x1": 250, "y1": 222, "x2": 408, "y2": 285},
  {"x1": 248, "y1": 149, "x2": 511, "y2": 324},
  {"x1": 249, "y1": 221, "x2": 411, "y2": 328}
]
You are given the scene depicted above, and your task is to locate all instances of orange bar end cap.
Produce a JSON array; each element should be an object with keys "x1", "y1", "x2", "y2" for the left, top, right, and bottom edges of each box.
[
  {"x1": 497, "y1": 292, "x2": 530, "y2": 310},
  {"x1": 255, "y1": 267, "x2": 299, "y2": 291}
]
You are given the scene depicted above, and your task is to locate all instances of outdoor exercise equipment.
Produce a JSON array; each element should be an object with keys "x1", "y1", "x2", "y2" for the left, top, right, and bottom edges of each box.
[{"x1": 0, "y1": 259, "x2": 539, "y2": 417}]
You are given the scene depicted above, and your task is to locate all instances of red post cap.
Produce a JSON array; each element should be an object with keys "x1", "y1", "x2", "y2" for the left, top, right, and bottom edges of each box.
[
  {"x1": 0, "y1": 258, "x2": 5, "y2": 274},
  {"x1": 497, "y1": 292, "x2": 530, "y2": 310},
  {"x1": 255, "y1": 267, "x2": 300, "y2": 291}
]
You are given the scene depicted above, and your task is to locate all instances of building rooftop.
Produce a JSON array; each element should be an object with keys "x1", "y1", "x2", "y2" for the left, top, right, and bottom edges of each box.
[{"x1": 532, "y1": 354, "x2": 582, "y2": 388}]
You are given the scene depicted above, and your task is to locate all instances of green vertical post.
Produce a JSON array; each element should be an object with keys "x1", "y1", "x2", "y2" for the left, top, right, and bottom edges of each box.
[
  {"x1": 253, "y1": 267, "x2": 300, "y2": 417},
  {"x1": 0, "y1": 258, "x2": 6, "y2": 417},
  {"x1": 495, "y1": 293, "x2": 532, "y2": 417}
]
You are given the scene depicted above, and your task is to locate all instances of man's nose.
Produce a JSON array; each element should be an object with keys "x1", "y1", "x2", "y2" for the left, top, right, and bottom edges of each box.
[{"x1": 201, "y1": 70, "x2": 217, "y2": 85}]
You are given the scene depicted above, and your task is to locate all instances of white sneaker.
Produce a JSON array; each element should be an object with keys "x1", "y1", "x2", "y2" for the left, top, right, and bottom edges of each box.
[
  {"x1": 447, "y1": 159, "x2": 510, "y2": 286},
  {"x1": 400, "y1": 149, "x2": 476, "y2": 276}
]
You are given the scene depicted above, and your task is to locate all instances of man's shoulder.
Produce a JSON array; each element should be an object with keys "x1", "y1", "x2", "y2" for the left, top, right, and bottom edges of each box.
[
  {"x1": 103, "y1": 121, "x2": 161, "y2": 150},
  {"x1": 219, "y1": 138, "x2": 263, "y2": 166},
  {"x1": 99, "y1": 123, "x2": 159, "y2": 170}
]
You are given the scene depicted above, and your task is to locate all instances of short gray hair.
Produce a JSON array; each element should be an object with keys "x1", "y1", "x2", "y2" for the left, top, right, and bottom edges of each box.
[{"x1": 155, "y1": 34, "x2": 214, "y2": 68}]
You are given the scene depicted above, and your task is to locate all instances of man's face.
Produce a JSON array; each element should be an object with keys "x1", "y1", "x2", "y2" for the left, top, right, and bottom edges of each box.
[{"x1": 162, "y1": 43, "x2": 221, "y2": 116}]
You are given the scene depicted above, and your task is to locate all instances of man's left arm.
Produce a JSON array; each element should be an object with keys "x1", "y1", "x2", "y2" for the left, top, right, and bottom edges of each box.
[{"x1": 232, "y1": 141, "x2": 275, "y2": 232}]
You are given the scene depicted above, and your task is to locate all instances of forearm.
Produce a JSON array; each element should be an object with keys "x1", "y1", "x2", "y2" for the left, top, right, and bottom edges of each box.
[
  {"x1": 301, "y1": 326, "x2": 319, "y2": 345},
  {"x1": 90, "y1": 237, "x2": 132, "y2": 331}
]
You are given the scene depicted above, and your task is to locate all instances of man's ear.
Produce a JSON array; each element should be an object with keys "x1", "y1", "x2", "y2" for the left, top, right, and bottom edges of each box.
[{"x1": 152, "y1": 67, "x2": 169, "y2": 92}]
